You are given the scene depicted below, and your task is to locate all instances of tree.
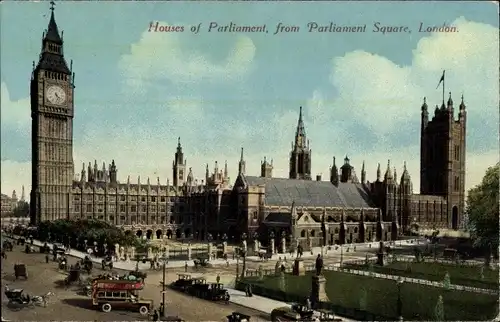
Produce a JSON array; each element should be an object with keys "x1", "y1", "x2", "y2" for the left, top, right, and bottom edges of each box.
[
  {"x1": 442, "y1": 272, "x2": 450, "y2": 289},
  {"x1": 434, "y1": 295, "x2": 444, "y2": 321},
  {"x1": 12, "y1": 201, "x2": 29, "y2": 217},
  {"x1": 466, "y1": 163, "x2": 499, "y2": 265}
]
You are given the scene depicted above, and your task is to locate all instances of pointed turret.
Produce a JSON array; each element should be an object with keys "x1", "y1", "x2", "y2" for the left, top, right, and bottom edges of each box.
[
  {"x1": 384, "y1": 160, "x2": 393, "y2": 181},
  {"x1": 205, "y1": 164, "x2": 209, "y2": 182},
  {"x1": 81, "y1": 163, "x2": 86, "y2": 182},
  {"x1": 45, "y1": 2, "x2": 63, "y2": 44},
  {"x1": 400, "y1": 161, "x2": 411, "y2": 185},
  {"x1": 393, "y1": 167, "x2": 398, "y2": 183},
  {"x1": 21, "y1": 186, "x2": 25, "y2": 202},
  {"x1": 294, "y1": 106, "x2": 306, "y2": 149},
  {"x1": 447, "y1": 92, "x2": 453, "y2": 109},
  {"x1": 330, "y1": 157, "x2": 339, "y2": 186},
  {"x1": 224, "y1": 160, "x2": 228, "y2": 178},
  {"x1": 127, "y1": 175, "x2": 130, "y2": 185},
  {"x1": 187, "y1": 167, "x2": 194, "y2": 185},
  {"x1": 147, "y1": 177, "x2": 150, "y2": 186},
  {"x1": 361, "y1": 161, "x2": 366, "y2": 184},
  {"x1": 376, "y1": 163, "x2": 381, "y2": 182},
  {"x1": 238, "y1": 147, "x2": 246, "y2": 175}
]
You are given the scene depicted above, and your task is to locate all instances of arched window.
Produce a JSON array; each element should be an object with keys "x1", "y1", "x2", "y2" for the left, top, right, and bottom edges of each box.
[
  {"x1": 300, "y1": 230, "x2": 306, "y2": 237},
  {"x1": 354, "y1": 227, "x2": 358, "y2": 233},
  {"x1": 334, "y1": 228, "x2": 339, "y2": 234},
  {"x1": 310, "y1": 230, "x2": 315, "y2": 237}
]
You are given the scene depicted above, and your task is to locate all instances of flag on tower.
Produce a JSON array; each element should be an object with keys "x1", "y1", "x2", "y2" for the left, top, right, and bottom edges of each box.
[{"x1": 436, "y1": 70, "x2": 445, "y2": 89}]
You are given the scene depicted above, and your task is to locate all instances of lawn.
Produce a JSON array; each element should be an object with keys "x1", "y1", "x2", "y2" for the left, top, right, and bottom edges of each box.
[
  {"x1": 241, "y1": 271, "x2": 498, "y2": 321},
  {"x1": 343, "y1": 260, "x2": 499, "y2": 289}
]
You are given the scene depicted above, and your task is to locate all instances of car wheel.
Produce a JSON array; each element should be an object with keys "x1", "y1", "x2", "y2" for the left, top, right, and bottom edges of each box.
[
  {"x1": 101, "y1": 303, "x2": 112, "y2": 312},
  {"x1": 139, "y1": 305, "x2": 149, "y2": 315}
]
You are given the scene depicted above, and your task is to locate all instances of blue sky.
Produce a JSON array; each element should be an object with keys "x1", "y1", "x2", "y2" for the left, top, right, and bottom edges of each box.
[{"x1": 1, "y1": 1, "x2": 499, "y2": 199}]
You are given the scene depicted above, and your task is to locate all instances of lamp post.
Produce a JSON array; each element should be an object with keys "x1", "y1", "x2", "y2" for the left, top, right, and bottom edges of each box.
[
  {"x1": 269, "y1": 231, "x2": 275, "y2": 254},
  {"x1": 340, "y1": 243, "x2": 344, "y2": 267},
  {"x1": 207, "y1": 233, "x2": 213, "y2": 260},
  {"x1": 253, "y1": 232, "x2": 259, "y2": 254},
  {"x1": 235, "y1": 248, "x2": 240, "y2": 280},
  {"x1": 159, "y1": 255, "x2": 169, "y2": 318},
  {"x1": 241, "y1": 233, "x2": 247, "y2": 279},
  {"x1": 397, "y1": 277, "x2": 404, "y2": 320}
]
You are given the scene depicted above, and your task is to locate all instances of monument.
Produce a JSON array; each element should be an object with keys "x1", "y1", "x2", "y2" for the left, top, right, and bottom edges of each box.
[
  {"x1": 376, "y1": 241, "x2": 387, "y2": 266},
  {"x1": 310, "y1": 254, "x2": 329, "y2": 306}
]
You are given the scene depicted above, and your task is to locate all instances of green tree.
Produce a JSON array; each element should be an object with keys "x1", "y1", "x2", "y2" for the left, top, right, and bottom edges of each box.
[
  {"x1": 466, "y1": 163, "x2": 499, "y2": 266},
  {"x1": 442, "y1": 272, "x2": 450, "y2": 289},
  {"x1": 12, "y1": 201, "x2": 29, "y2": 217},
  {"x1": 434, "y1": 295, "x2": 444, "y2": 321}
]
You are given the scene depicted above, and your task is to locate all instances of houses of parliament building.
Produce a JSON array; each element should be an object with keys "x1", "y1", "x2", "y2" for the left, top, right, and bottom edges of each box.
[{"x1": 30, "y1": 7, "x2": 466, "y2": 246}]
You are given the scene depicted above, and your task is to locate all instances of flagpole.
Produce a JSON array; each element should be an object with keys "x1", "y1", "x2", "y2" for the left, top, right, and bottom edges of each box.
[{"x1": 442, "y1": 70, "x2": 445, "y2": 104}]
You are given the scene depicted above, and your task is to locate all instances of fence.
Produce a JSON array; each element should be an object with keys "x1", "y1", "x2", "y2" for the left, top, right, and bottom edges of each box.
[{"x1": 234, "y1": 280, "x2": 395, "y2": 321}]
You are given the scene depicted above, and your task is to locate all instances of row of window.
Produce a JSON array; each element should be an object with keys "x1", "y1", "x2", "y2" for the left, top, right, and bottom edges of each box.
[
  {"x1": 74, "y1": 195, "x2": 175, "y2": 203},
  {"x1": 43, "y1": 69, "x2": 66, "y2": 81},
  {"x1": 80, "y1": 215, "x2": 190, "y2": 225},
  {"x1": 73, "y1": 204, "x2": 180, "y2": 213}
]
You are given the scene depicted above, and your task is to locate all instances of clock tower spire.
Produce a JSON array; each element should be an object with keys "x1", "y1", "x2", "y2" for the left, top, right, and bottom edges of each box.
[{"x1": 30, "y1": 2, "x2": 75, "y2": 225}]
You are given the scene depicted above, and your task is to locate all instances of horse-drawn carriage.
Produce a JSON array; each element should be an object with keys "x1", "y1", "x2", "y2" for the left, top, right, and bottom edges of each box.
[
  {"x1": 14, "y1": 263, "x2": 28, "y2": 280},
  {"x1": 2, "y1": 240, "x2": 13, "y2": 252},
  {"x1": 101, "y1": 256, "x2": 113, "y2": 270},
  {"x1": 4, "y1": 287, "x2": 33, "y2": 310},
  {"x1": 81, "y1": 256, "x2": 94, "y2": 274},
  {"x1": 4, "y1": 286, "x2": 54, "y2": 310},
  {"x1": 193, "y1": 257, "x2": 209, "y2": 269},
  {"x1": 65, "y1": 268, "x2": 81, "y2": 285},
  {"x1": 258, "y1": 249, "x2": 272, "y2": 260}
]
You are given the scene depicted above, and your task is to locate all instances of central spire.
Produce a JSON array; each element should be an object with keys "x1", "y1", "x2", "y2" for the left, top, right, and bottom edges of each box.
[
  {"x1": 45, "y1": 1, "x2": 62, "y2": 44},
  {"x1": 293, "y1": 106, "x2": 307, "y2": 150}
]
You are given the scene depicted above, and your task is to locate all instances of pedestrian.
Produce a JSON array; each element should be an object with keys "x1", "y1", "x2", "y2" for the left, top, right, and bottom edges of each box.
[
  {"x1": 152, "y1": 309, "x2": 159, "y2": 321},
  {"x1": 247, "y1": 283, "x2": 253, "y2": 297},
  {"x1": 159, "y1": 303, "x2": 165, "y2": 317},
  {"x1": 216, "y1": 274, "x2": 220, "y2": 284},
  {"x1": 305, "y1": 297, "x2": 311, "y2": 310},
  {"x1": 184, "y1": 261, "x2": 188, "y2": 272},
  {"x1": 45, "y1": 254, "x2": 49, "y2": 263}
]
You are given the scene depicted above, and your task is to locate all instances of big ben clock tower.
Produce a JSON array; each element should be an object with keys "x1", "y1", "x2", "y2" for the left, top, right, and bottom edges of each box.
[{"x1": 30, "y1": 2, "x2": 75, "y2": 225}]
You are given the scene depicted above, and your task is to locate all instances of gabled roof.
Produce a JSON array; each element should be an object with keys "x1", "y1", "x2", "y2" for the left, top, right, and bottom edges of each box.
[{"x1": 243, "y1": 176, "x2": 374, "y2": 208}]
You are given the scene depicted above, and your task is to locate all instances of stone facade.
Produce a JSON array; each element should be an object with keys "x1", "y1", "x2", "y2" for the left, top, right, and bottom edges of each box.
[{"x1": 28, "y1": 10, "x2": 466, "y2": 243}]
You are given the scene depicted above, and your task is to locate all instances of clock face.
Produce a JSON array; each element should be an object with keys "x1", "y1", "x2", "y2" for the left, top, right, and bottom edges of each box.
[{"x1": 46, "y1": 85, "x2": 66, "y2": 105}]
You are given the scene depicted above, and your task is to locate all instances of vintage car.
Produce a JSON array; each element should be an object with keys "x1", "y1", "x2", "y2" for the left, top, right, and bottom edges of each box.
[
  {"x1": 4, "y1": 287, "x2": 34, "y2": 311},
  {"x1": 14, "y1": 263, "x2": 28, "y2": 280},
  {"x1": 227, "y1": 312, "x2": 251, "y2": 322},
  {"x1": 206, "y1": 283, "x2": 230, "y2": 302},
  {"x1": 187, "y1": 278, "x2": 207, "y2": 296},
  {"x1": 271, "y1": 303, "x2": 314, "y2": 322},
  {"x1": 171, "y1": 274, "x2": 193, "y2": 291}
]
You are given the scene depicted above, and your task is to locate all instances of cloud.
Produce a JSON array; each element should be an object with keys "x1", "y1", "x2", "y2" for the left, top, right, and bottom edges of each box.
[
  {"x1": 2, "y1": 17, "x2": 498, "y2": 202},
  {"x1": 1, "y1": 82, "x2": 30, "y2": 132},
  {"x1": 327, "y1": 17, "x2": 499, "y2": 142},
  {"x1": 118, "y1": 22, "x2": 256, "y2": 91},
  {"x1": 302, "y1": 17, "x2": 499, "y2": 193}
]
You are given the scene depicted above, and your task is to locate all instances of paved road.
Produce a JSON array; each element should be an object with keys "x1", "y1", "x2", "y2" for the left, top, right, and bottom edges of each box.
[{"x1": 1, "y1": 245, "x2": 268, "y2": 321}]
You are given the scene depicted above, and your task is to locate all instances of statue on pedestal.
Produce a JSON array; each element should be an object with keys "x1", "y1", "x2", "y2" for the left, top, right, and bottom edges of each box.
[{"x1": 315, "y1": 254, "x2": 323, "y2": 276}]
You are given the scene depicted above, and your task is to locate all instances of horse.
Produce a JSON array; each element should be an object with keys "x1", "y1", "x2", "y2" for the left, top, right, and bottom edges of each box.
[{"x1": 31, "y1": 291, "x2": 54, "y2": 307}]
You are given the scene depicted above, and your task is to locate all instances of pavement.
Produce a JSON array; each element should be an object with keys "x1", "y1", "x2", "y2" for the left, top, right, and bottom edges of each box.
[{"x1": 7, "y1": 235, "x2": 423, "y2": 321}]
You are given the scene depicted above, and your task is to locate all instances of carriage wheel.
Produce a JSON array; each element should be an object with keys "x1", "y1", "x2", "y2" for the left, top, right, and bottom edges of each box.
[
  {"x1": 139, "y1": 305, "x2": 149, "y2": 316},
  {"x1": 101, "y1": 303, "x2": 112, "y2": 312}
]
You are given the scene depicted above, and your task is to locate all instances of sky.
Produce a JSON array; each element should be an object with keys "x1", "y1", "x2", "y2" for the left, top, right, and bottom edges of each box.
[{"x1": 1, "y1": 1, "x2": 499, "y2": 201}]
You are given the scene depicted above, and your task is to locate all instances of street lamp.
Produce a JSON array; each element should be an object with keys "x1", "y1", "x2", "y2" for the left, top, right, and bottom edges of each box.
[
  {"x1": 397, "y1": 277, "x2": 404, "y2": 320},
  {"x1": 241, "y1": 233, "x2": 247, "y2": 279},
  {"x1": 207, "y1": 233, "x2": 213, "y2": 259},
  {"x1": 159, "y1": 255, "x2": 169, "y2": 319},
  {"x1": 269, "y1": 231, "x2": 275, "y2": 254}
]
